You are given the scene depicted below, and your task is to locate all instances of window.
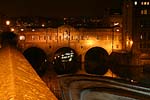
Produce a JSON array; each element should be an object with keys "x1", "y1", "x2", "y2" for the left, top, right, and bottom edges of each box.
[
  {"x1": 19, "y1": 35, "x2": 25, "y2": 40},
  {"x1": 39, "y1": 36, "x2": 44, "y2": 40},
  {"x1": 144, "y1": 9, "x2": 148, "y2": 14},
  {"x1": 141, "y1": 9, "x2": 148, "y2": 15},
  {"x1": 44, "y1": 36, "x2": 46, "y2": 40},
  {"x1": 59, "y1": 36, "x2": 61, "y2": 40},
  {"x1": 31, "y1": 35, "x2": 39, "y2": 40},
  {"x1": 134, "y1": 1, "x2": 137, "y2": 5},
  {"x1": 140, "y1": 34, "x2": 143, "y2": 39},
  {"x1": 141, "y1": 10, "x2": 144, "y2": 14},
  {"x1": 141, "y1": 1, "x2": 149, "y2": 5},
  {"x1": 141, "y1": 2, "x2": 144, "y2": 5},
  {"x1": 71, "y1": 36, "x2": 73, "y2": 40},
  {"x1": 47, "y1": 36, "x2": 51, "y2": 40}
]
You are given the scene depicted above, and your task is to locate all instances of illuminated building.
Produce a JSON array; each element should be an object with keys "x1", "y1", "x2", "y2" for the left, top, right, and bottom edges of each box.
[{"x1": 123, "y1": 0, "x2": 150, "y2": 65}]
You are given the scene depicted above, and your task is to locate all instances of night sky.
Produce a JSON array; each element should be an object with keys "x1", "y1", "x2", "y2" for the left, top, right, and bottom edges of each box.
[{"x1": 0, "y1": 0, "x2": 122, "y2": 17}]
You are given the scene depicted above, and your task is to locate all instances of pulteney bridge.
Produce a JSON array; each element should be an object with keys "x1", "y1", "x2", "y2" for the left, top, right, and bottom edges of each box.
[{"x1": 17, "y1": 25, "x2": 128, "y2": 76}]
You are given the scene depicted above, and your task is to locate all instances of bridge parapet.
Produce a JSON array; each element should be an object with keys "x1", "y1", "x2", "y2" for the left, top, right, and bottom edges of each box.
[{"x1": 0, "y1": 46, "x2": 57, "y2": 100}]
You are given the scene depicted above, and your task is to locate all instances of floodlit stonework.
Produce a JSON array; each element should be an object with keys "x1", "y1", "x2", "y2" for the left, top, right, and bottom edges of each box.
[{"x1": 0, "y1": 46, "x2": 57, "y2": 100}]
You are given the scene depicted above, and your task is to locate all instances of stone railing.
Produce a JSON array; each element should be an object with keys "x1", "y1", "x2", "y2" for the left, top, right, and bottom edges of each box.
[{"x1": 0, "y1": 46, "x2": 57, "y2": 100}]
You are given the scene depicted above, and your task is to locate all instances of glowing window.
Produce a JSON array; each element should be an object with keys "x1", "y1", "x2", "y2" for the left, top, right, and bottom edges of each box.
[
  {"x1": 141, "y1": 9, "x2": 148, "y2": 14},
  {"x1": 141, "y1": 24, "x2": 144, "y2": 27},
  {"x1": 31, "y1": 36, "x2": 35, "y2": 40},
  {"x1": 42, "y1": 24, "x2": 45, "y2": 27},
  {"x1": 20, "y1": 28, "x2": 24, "y2": 31},
  {"x1": 47, "y1": 36, "x2": 51, "y2": 40},
  {"x1": 140, "y1": 35, "x2": 143, "y2": 39},
  {"x1": 144, "y1": 2, "x2": 147, "y2": 5},
  {"x1": 134, "y1": 1, "x2": 137, "y2": 5},
  {"x1": 144, "y1": 9, "x2": 148, "y2": 14},
  {"x1": 19, "y1": 35, "x2": 25, "y2": 40},
  {"x1": 141, "y1": 2, "x2": 144, "y2": 5},
  {"x1": 32, "y1": 29, "x2": 35, "y2": 32},
  {"x1": 147, "y1": 2, "x2": 149, "y2": 5},
  {"x1": 141, "y1": 10, "x2": 144, "y2": 14}
]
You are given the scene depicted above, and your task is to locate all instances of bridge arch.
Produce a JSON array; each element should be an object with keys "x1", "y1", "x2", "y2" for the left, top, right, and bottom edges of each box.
[
  {"x1": 109, "y1": 52, "x2": 132, "y2": 79},
  {"x1": 53, "y1": 47, "x2": 80, "y2": 75},
  {"x1": 23, "y1": 47, "x2": 48, "y2": 76},
  {"x1": 84, "y1": 47, "x2": 109, "y2": 75}
]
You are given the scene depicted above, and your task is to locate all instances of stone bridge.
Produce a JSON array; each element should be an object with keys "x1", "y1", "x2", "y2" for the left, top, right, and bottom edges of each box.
[
  {"x1": 18, "y1": 25, "x2": 123, "y2": 55},
  {"x1": 16, "y1": 25, "x2": 127, "y2": 76}
]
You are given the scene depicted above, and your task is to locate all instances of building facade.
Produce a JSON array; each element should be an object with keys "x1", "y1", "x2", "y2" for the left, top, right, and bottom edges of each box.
[
  {"x1": 123, "y1": 0, "x2": 150, "y2": 65},
  {"x1": 17, "y1": 25, "x2": 123, "y2": 56}
]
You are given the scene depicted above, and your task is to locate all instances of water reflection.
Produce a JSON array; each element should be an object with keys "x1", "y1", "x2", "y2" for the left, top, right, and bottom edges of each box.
[
  {"x1": 54, "y1": 51, "x2": 74, "y2": 63},
  {"x1": 53, "y1": 47, "x2": 80, "y2": 75}
]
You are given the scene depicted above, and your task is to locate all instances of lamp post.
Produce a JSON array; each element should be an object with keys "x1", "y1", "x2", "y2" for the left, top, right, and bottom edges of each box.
[
  {"x1": 112, "y1": 27, "x2": 114, "y2": 52},
  {"x1": 112, "y1": 23, "x2": 120, "y2": 52},
  {"x1": 5, "y1": 20, "x2": 11, "y2": 32}
]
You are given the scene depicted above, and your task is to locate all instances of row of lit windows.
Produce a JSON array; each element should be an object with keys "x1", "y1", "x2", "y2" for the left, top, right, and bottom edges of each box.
[
  {"x1": 134, "y1": 1, "x2": 150, "y2": 6},
  {"x1": 30, "y1": 35, "x2": 112, "y2": 41},
  {"x1": 20, "y1": 35, "x2": 121, "y2": 41},
  {"x1": 141, "y1": 9, "x2": 148, "y2": 14},
  {"x1": 141, "y1": 1, "x2": 150, "y2": 5}
]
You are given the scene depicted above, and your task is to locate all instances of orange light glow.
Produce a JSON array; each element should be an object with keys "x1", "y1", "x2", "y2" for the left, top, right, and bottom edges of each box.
[
  {"x1": 126, "y1": 39, "x2": 133, "y2": 47},
  {"x1": 19, "y1": 35, "x2": 25, "y2": 40},
  {"x1": 6, "y1": 20, "x2": 10, "y2": 26},
  {"x1": 86, "y1": 40, "x2": 94, "y2": 46},
  {"x1": 10, "y1": 28, "x2": 15, "y2": 32}
]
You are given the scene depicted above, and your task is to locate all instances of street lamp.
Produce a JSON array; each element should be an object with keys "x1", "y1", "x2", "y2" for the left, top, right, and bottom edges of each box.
[
  {"x1": 112, "y1": 27, "x2": 115, "y2": 52},
  {"x1": 112, "y1": 22, "x2": 120, "y2": 51},
  {"x1": 6, "y1": 20, "x2": 10, "y2": 26},
  {"x1": 5, "y1": 20, "x2": 11, "y2": 32},
  {"x1": 10, "y1": 28, "x2": 15, "y2": 32}
]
